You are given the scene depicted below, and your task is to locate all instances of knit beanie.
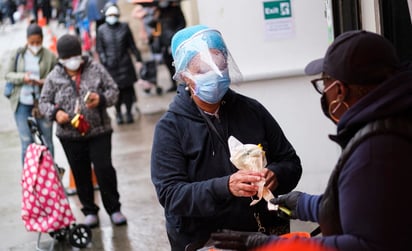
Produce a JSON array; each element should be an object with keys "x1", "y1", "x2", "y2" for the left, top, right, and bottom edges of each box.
[
  {"x1": 57, "y1": 34, "x2": 82, "y2": 59},
  {"x1": 26, "y1": 23, "x2": 43, "y2": 38},
  {"x1": 105, "y1": 5, "x2": 120, "y2": 16}
]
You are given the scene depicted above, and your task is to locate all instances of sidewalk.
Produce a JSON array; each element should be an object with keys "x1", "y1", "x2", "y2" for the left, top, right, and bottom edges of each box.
[{"x1": 0, "y1": 19, "x2": 175, "y2": 251}]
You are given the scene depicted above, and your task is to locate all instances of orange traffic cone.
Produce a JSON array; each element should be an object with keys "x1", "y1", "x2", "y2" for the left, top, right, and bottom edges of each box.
[
  {"x1": 49, "y1": 35, "x2": 57, "y2": 55},
  {"x1": 66, "y1": 167, "x2": 99, "y2": 196},
  {"x1": 68, "y1": 25, "x2": 76, "y2": 35},
  {"x1": 37, "y1": 10, "x2": 46, "y2": 28}
]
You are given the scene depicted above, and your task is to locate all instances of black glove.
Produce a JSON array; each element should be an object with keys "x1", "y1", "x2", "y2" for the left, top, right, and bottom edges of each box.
[
  {"x1": 270, "y1": 191, "x2": 302, "y2": 219},
  {"x1": 211, "y1": 230, "x2": 270, "y2": 251}
]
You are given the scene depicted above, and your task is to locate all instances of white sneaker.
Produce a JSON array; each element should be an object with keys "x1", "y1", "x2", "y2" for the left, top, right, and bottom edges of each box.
[
  {"x1": 110, "y1": 211, "x2": 127, "y2": 226},
  {"x1": 84, "y1": 214, "x2": 99, "y2": 228}
]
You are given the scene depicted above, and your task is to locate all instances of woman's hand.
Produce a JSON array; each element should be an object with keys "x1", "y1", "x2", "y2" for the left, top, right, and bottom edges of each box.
[
  {"x1": 229, "y1": 170, "x2": 264, "y2": 197},
  {"x1": 55, "y1": 110, "x2": 70, "y2": 124},
  {"x1": 85, "y1": 92, "x2": 100, "y2": 109},
  {"x1": 263, "y1": 168, "x2": 279, "y2": 191},
  {"x1": 23, "y1": 72, "x2": 32, "y2": 84},
  {"x1": 32, "y1": 79, "x2": 45, "y2": 86}
]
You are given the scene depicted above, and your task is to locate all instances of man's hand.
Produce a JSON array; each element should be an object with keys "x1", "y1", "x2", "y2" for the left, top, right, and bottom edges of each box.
[
  {"x1": 270, "y1": 191, "x2": 303, "y2": 219},
  {"x1": 211, "y1": 230, "x2": 270, "y2": 251},
  {"x1": 229, "y1": 170, "x2": 264, "y2": 197}
]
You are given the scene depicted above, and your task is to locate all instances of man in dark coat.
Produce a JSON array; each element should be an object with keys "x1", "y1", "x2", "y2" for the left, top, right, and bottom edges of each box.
[
  {"x1": 212, "y1": 30, "x2": 412, "y2": 251},
  {"x1": 149, "y1": 0, "x2": 186, "y2": 93}
]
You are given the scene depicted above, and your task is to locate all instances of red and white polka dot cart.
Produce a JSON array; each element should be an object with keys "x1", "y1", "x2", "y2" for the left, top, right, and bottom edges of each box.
[{"x1": 21, "y1": 118, "x2": 92, "y2": 250}]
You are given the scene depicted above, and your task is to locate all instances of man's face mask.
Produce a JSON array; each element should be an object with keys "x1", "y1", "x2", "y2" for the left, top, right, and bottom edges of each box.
[
  {"x1": 320, "y1": 81, "x2": 339, "y2": 124},
  {"x1": 60, "y1": 56, "x2": 83, "y2": 71}
]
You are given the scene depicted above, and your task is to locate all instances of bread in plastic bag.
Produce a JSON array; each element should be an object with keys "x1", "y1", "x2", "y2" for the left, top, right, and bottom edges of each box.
[{"x1": 228, "y1": 136, "x2": 274, "y2": 206}]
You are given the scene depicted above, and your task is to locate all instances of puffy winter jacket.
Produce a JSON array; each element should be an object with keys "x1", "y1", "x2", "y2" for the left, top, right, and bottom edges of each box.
[
  {"x1": 39, "y1": 56, "x2": 119, "y2": 139},
  {"x1": 96, "y1": 22, "x2": 142, "y2": 89}
]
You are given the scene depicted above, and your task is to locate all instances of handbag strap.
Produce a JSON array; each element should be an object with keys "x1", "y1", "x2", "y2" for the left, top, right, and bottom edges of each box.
[
  {"x1": 197, "y1": 106, "x2": 228, "y2": 151},
  {"x1": 14, "y1": 51, "x2": 20, "y2": 71}
]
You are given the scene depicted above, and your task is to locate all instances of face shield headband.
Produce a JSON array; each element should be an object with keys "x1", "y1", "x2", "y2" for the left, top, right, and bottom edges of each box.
[{"x1": 172, "y1": 29, "x2": 243, "y2": 84}]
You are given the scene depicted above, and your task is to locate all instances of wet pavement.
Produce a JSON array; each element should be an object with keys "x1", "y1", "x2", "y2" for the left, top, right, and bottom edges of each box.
[
  {"x1": 0, "y1": 19, "x2": 173, "y2": 251},
  {"x1": 0, "y1": 18, "x2": 320, "y2": 251}
]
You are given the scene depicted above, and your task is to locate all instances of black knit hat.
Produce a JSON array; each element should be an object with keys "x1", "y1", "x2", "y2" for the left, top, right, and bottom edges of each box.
[
  {"x1": 57, "y1": 34, "x2": 82, "y2": 59},
  {"x1": 305, "y1": 30, "x2": 400, "y2": 85},
  {"x1": 26, "y1": 23, "x2": 43, "y2": 38}
]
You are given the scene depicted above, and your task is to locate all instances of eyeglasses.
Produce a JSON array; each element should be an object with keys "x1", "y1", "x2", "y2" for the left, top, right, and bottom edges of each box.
[{"x1": 311, "y1": 77, "x2": 332, "y2": 94}]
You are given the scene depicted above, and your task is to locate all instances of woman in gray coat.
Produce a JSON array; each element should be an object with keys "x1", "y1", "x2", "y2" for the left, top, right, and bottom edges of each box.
[{"x1": 39, "y1": 34, "x2": 127, "y2": 228}]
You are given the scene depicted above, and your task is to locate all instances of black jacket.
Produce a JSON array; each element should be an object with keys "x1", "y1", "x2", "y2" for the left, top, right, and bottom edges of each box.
[
  {"x1": 295, "y1": 65, "x2": 412, "y2": 251},
  {"x1": 96, "y1": 22, "x2": 141, "y2": 89},
  {"x1": 151, "y1": 85, "x2": 302, "y2": 248}
]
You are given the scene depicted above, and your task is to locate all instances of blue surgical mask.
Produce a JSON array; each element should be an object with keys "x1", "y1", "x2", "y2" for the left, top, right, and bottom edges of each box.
[
  {"x1": 106, "y1": 16, "x2": 118, "y2": 25},
  {"x1": 191, "y1": 69, "x2": 230, "y2": 104}
]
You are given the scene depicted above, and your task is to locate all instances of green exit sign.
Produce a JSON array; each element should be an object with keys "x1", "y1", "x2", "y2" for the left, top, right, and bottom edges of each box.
[{"x1": 263, "y1": 0, "x2": 292, "y2": 20}]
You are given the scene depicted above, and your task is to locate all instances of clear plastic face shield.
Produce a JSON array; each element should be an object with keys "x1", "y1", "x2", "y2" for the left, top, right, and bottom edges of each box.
[{"x1": 172, "y1": 29, "x2": 243, "y2": 85}]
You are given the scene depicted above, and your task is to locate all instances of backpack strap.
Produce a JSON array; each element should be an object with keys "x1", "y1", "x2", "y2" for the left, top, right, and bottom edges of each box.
[
  {"x1": 340, "y1": 117, "x2": 412, "y2": 166},
  {"x1": 318, "y1": 116, "x2": 412, "y2": 236}
]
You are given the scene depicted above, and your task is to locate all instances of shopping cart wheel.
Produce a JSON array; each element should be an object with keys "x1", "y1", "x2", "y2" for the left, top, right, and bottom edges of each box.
[
  {"x1": 49, "y1": 227, "x2": 68, "y2": 241},
  {"x1": 69, "y1": 224, "x2": 92, "y2": 248}
]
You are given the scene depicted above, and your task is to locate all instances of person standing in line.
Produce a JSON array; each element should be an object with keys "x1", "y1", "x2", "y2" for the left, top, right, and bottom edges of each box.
[
  {"x1": 150, "y1": 25, "x2": 302, "y2": 251},
  {"x1": 33, "y1": 0, "x2": 52, "y2": 24},
  {"x1": 211, "y1": 30, "x2": 412, "y2": 251},
  {"x1": 3, "y1": 0, "x2": 17, "y2": 24},
  {"x1": 4, "y1": 23, "x2": 57, "y2": 165},
  {"x1": 151, "y1": 0, "x2": 186, "y2": 93},
  {"x1": 95, "y1": 2, "x2": 142, "y2": 124},
  {"x1": 39, "y1": 34, "x2": 127, "y2": 228}
]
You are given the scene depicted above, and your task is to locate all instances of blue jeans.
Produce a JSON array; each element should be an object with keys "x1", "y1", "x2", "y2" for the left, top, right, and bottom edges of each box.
[{"x1": 14, "y1": 103, "x2": 54, "y2": 165}]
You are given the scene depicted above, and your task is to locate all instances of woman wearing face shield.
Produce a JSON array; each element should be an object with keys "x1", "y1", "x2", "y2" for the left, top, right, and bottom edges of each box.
[
  {"x1": 39, "y1": 34, "x2": 128, "y2": 228},
  {"x1": 150, "y1": 25, "x2": 302, "y2": 251},
  {"x1": 4, "y1": 22, "x2": 57, "y2": 165}
]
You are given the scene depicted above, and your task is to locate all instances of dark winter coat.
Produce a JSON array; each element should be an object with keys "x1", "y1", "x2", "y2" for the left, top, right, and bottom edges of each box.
[
  {"x1": 295, "y1": 66, "x2": 412, "y2": 251},
  {"x1": 157, "y1": 4, "x2": 186, "y2": 47},
  {"x1": 151, "y1": 85, "x2": 302, "y2": 248},
  {"x1": 96, "y1": 22, "x2": 141, "y2": 89},
  {"x1": 39, "y1": 56, "x2": 119, "y2": 140}
]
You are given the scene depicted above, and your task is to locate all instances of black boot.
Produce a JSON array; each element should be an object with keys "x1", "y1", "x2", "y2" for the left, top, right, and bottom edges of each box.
[
  {"x1": 116, "y1": 113, "x2": 124, "y2": 125},
  {"x1": 126, "y1": 113, "x2": 134, "y2": 124}
]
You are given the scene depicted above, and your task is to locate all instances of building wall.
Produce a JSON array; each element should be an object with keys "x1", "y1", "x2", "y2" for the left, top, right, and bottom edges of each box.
[
  {"x1": 181, "y1": 0, "x2": 348, "y2": 193},
  {"x1": 195, "y1": 0, "x2": 330, "y2": 81}
]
